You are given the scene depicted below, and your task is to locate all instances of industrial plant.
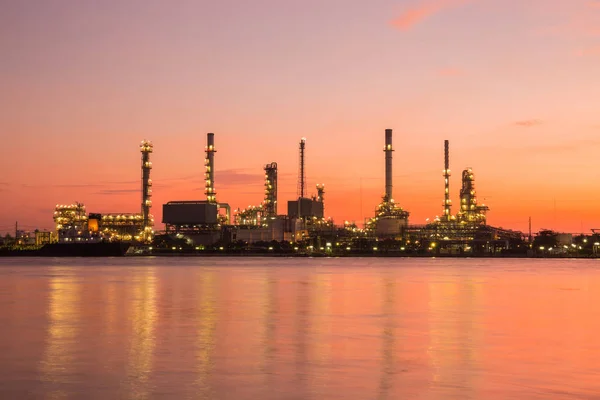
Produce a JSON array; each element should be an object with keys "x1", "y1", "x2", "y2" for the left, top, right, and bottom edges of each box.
[
  {"x1": 51, "y1": 140, "x2": 155, "y2": 244},
  {"x1": 365, "y1": 129, "x2": 410, "y2": 237},
  {"x1": 153, "y1": 128, "x2": 521, "y2": 255},
  {"x1": 161, "y1": 132, "x2": 231, "y2": 245},
  {"x1": 17, "y1": 125, "x2": 598, "y2": 258}
]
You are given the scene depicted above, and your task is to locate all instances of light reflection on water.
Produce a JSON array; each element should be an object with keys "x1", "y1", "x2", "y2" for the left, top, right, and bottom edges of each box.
[
  {"x1": 427, "y1": 272, "x2": 482, "y2": 399},
  {"x1": 189, "y1": 269, "x2": 216, "y2": 400},
  {"x1": 1, "y1": 257, "x2": 600, "y2": 399},
  {"x1": 39, "y1": 268, "x2": 81, "y2": 400},
  {"x1": 126, "y1": 268, "x2": 157, "y2": 399}
]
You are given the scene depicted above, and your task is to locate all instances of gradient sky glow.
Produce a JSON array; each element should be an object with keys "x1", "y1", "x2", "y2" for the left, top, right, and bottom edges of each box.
[{"x1": 1, "y1": 0, "x2": 599, "y2": 234}]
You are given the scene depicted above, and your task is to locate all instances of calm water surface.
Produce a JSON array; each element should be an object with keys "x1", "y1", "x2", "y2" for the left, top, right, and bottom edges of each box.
[{"x1": 1, "y1": 257, "x2": 600, "y2": 399}]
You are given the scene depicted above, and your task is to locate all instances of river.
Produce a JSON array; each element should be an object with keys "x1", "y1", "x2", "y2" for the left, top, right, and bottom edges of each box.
[{"x1": 0, "y1": 257, "x2": 598, "y2": 399}]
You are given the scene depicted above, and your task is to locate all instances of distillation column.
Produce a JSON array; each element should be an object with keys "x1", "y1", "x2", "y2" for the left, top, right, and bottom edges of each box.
[
  {"x1": 205, "y1": 133, "x2": 217, "y2": 203},
  {"x1": 264, "y1": 162, "x2": 278, "y2": 218},
  {"x1": 458, "y1": 168, "x2": 489, "y2": 224},
  {"x1": 316, "y1": 184, "x2": 325, "y2": 203},
  {"x1": 140, "y1": 140, "x2": 154, "y2": 242},
  {"x1": 316, "y1": 183, "x2": 325, "y2": 216},
  {"x1": 442, "y1": 139, "x2": 452, "y2": 221},
  {"x1": 384, "y1": 129, "x2": 394, "y2": 202}
]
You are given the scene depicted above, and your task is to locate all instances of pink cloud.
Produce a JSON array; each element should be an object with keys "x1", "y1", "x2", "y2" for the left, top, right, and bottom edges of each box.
[
  {"x1": 391, "y1": 0, "x2": 473, "y2": 31},
  {"x1": 514, "y1": 119, "x2": 543, "y2": 128}
]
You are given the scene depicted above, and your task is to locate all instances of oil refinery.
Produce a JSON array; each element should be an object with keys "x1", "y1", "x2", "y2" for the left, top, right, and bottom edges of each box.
[
  {"x1": 52, "y1": 140, "x2": 155, "y2": 244},
  {"x1": 9, "y1": 127, "x2": 600, "y2": 258}
]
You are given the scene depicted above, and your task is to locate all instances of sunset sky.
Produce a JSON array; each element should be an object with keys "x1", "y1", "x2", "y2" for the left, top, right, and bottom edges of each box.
[{"x1": 1, "y1": 0, "x2": 599, "y2": 234}]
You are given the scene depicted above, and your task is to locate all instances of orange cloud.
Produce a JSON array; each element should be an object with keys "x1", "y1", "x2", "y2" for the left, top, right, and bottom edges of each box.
[
  {"x1": 514, "y1": 119, "x2": 543, "y2": 128},
  {"x1": 391, "y1": 0, "x2": 473, "y2": 31}
]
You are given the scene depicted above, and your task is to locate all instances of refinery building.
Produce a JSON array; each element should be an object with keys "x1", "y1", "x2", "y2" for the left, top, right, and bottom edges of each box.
[
  {"x1": 52, "y1": 140, "x2": 155, "y2": 244},
  {"x1": 48, "y1": 128, "x2": 524, "y2": 255}
]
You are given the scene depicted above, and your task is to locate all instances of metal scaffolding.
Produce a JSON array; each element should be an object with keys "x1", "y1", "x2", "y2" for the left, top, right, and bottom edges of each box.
[
  {"x1": 264, "y1": 162, "x2": 278, "y2": 219},
  {"x1": 457, "y1": 168, "x2": 489, "y2": 224}
]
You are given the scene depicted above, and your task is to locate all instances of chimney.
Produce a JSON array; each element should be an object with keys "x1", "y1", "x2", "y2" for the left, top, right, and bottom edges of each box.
[
  {"x1": 205, "y1": 133, "x2": 216, "y2": 203},
  {"x1": 384, "y1": 129, "x2": 394, "y2": 202},
  {"x1": 443, "y1": 139, "x2": 451, "y2": 221}
]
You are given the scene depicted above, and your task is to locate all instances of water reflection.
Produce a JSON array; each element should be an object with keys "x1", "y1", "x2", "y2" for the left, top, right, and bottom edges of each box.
[
  {"x1": 194, "y1": 270, "x2": 217, "y2": 399},
  {"x1": 294, "y1": 272, "x2": 310, "y2": 397},
  {"x1": 105, "y1": 282, "x2": 118, "y2": 337},
  {"x1": 428, "y1": 271, "x2": 482, "y2": 398},
  {"x1": 39, "y1": 268, "x2": 81, "y2": 400},
  {"x1": 3, "y1": 258, "x2": 600, "y2": 399},
  {"x1": 310, "y1": 272, "x2": 332, "y2": 397},
  {"x1": 127, "y1": 268, "x2": 157, "y2": 399},
  {"x1": 378, "y1": 275, "x2": 396, "y2": 399},
  {"x1": 260, "y1": 269, "x2": 276, "y2": 383}
]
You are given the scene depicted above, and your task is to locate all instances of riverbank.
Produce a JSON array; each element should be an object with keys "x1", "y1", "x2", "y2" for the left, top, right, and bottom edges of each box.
[{"x1": 2, "y1": 249, "x2": 598, "y2": 259}]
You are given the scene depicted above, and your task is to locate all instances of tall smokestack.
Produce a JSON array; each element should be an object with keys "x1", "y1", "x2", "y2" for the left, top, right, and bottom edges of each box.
[
  {"x1": 384, "y1": 129, "x2": 394, "y2": 202},
  {"x1": 205, "y1": 133, "x2": 217, "y2": 203},
  {"x1": 140, "y1": 140, "x2": 153, "y2": 242},
  {"x1": 297, "y1": 138, "x2": 307, "y2": 198},
  {"x1": 443, "y1": 139, "x2": 451, "y2": 221}
]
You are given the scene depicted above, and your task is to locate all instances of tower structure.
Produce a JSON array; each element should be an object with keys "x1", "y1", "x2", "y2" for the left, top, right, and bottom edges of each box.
[
  {"x1": 316, "y1": 183, "x2": 325, "y2": 214},
  {"x1": 316, "y1": 184, "x2": 325, "y2": 203},
  {"x1": 140, "y1": 140, "x2": 154, "y2": 242},
  {"x1": 457, "y1": 168, "x2": 489, "y2": 224},
  {"x1": 442, "y1": 139, "x2": 452, "y2": 222},
  {"x1": 384, "y1": 129, "x2": 393, "y2": 202},
  {"x1": 205, "y1": 133, "x2": 217, "y2": 203},
  {"x1": 297, "y1": 138, "x2": 306, "y2": 198},
  {"x1": 367, "y1": 129, "x2": 409, "y2": 236},
  {"x1": 263, "y1": 162, "x2": 278, "y2": 219}
]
